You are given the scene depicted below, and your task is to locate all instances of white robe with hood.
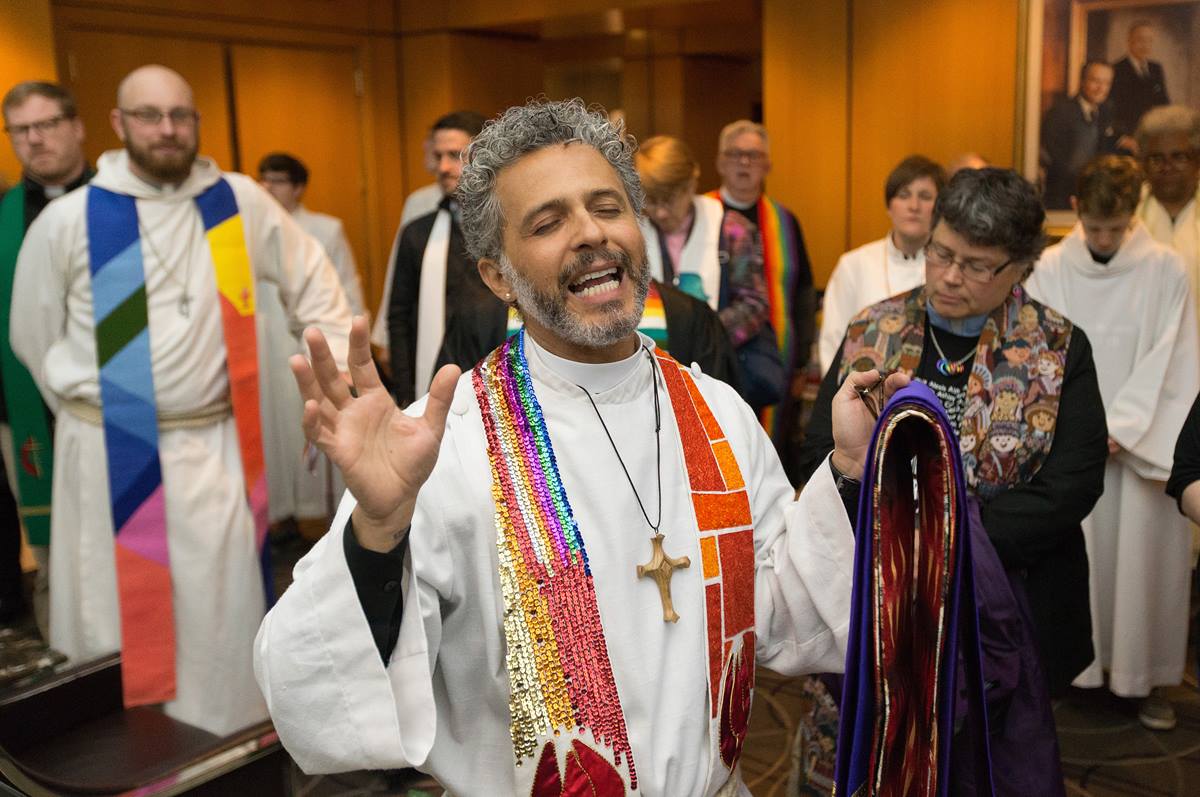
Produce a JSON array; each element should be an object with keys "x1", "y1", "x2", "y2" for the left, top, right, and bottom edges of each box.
[
  {"x1": 10, "y1": 149, "x2": 353, "y2": 735},
  {"x1": 1027, "y1": 221, "x2": 1200, "y2": 696},
  {"x1": 254, "y1": 332, "x2": 857, "y2": 795}
]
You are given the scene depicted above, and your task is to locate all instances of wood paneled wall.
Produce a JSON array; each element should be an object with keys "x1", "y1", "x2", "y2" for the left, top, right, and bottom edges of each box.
[
  {"x1": 0, "y1": 0, "x2": 58, "y2": 184},
  {"x1": 764, "y1": 0, "x2": 1020, "y2": 287},
  {"x1": 47, "y1": 0, "x2": 405, "y2": 316}
]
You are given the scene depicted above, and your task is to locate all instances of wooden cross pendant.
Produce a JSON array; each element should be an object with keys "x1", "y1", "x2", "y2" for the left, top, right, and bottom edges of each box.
[{"x1": 637, "y1": 533, "x2": 690, "y2": 623}]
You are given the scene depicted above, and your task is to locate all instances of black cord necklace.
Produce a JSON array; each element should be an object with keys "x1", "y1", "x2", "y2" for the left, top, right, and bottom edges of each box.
[
  {"x1": 576, "y1": 345, "x2": 691, "y2": 623},
  {"x1": 575, "y1": 346, "x2": 662, "y2": 535}
]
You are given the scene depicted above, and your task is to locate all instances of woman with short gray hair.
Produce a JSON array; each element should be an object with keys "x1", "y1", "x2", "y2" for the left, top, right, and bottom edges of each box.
[{"x1": 795, "y1": 167, "x2": 1108, "y2": 794}]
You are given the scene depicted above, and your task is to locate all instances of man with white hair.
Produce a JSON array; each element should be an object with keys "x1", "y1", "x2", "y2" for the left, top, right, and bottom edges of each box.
[
  {"x1": 255, "y1": 98, "x2": 905, "y2": 794},
  {"x1": 708, "y1": 120, "x2": 816, "y2": 471},
  {"x1": 1136, "y1": 105, "x2": 1200, "y2": 323},
  {"x1": 10, "y1": 64, "x2": 352, "y2": 735}
]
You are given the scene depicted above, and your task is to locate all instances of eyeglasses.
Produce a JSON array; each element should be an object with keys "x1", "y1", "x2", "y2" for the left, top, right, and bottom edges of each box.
[
  {"x1": 720, "y1": 149, "x2": 767, "y2": 164},
  {"x1": 120, "y1": 107, "x2": 199, "y2": 127},
  {"x1": 4, "y1": 114, "x2": 69, "y2": 139},
  {"x1": 1143, "y1": 150, "x2": 1196, "y2": 169},
  {"x1": 924, "y1": 241, "x2": 1014, "y2": 284}
]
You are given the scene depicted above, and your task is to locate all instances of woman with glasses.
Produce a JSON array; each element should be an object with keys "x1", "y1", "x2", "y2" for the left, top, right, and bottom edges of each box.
[
  {"x1": 794, "y1": 168, "x2": 1108, "y2": 795},
  {"x1": 818, "y1": 155, "x2": 946, "y2": 372}
]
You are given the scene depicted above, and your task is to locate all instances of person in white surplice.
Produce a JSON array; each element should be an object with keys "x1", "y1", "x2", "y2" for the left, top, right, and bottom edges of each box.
[
  {"x1": 818, "y1": 155, "x2": 946, "y2": 373},
  {"x1": 257, "y1": 151, "x2": 361, "y2": 523},
  {"x1": 1027, "y1": 154, "x2": 1200, "y2": 732},
  {"x1": 255, "y1": 99, "x2": 908, "y2": 795},
  {"x1": 9, "y1": 65, "x2": 352, "y2": 736}
]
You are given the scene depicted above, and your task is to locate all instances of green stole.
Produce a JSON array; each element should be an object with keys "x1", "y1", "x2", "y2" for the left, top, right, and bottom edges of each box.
[{"x1": 0, "y1": 185, "x2": 54, "y2": 545}]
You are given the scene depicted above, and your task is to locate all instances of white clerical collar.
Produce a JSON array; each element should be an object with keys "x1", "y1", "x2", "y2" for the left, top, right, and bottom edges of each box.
[
  {"x1": 719, "y1": 186, "x2": 758, "y2": 212},
  {"x1": 524, "y1": 331, "x2": 649, "y2": 395}
]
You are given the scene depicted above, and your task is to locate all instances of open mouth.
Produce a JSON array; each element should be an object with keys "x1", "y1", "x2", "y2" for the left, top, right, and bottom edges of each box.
[{"x1": 567, "y1": 266, "x2": 623, "y2": 299}]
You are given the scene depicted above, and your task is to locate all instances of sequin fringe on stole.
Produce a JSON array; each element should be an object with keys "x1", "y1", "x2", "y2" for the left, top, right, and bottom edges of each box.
[{"x1": 473, "y1": 333, "x2": 638, "y2": 789}]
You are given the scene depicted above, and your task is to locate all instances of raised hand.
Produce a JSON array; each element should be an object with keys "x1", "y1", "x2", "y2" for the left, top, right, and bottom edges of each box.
[
  {"x1": 830, "y1": 369, "x2": 910, "y2": 480},
  {"x1": 291, "y1": 316, "x2": 461, "y2": 552}
]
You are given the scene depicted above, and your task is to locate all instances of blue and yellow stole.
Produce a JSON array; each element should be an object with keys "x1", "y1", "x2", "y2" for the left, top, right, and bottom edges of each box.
[{"x1": 86, "y1": 178, "x2": 269, "y2": 707}]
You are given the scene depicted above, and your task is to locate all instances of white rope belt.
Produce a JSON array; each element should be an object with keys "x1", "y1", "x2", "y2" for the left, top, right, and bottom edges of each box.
[{"x1": 63, "y1": 398, "x2": 233, "y2": 430}]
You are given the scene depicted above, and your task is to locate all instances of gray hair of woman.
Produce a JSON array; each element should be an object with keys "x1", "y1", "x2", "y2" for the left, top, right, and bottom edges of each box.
[
  {"x1": 456, "y1": 97, "x2": 645, "y2": 264},
  {"x1": 932, "y1": 167, "x2": 1047, "y2": 272}
]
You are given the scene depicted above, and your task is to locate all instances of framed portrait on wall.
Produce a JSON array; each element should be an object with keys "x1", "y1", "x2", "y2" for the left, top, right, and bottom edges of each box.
[{"x1": 1020, "y1": 0, "x2": 1200, "y2": 230}]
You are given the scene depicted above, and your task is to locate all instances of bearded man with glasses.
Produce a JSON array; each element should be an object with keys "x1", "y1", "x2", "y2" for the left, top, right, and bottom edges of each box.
[
  {"x1": 795, "y1": 167, "x2": 1108, "y2": 792},
  {"x1": 8, "y1": 64, "x2": 353, "y2": 736},
  {"x1": 0, "y1": 81, "x2": 92, "y2": 631}
]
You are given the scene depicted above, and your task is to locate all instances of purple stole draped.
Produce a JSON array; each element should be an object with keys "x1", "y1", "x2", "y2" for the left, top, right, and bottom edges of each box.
[{"x1": 834, "y1": 382, "x2": 994, "y2": 796}]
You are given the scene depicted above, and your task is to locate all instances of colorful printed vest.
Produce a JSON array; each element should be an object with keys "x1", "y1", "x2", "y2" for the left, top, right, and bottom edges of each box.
[
  {"x1": 838, "y1": 286, "x2": 1072, "y2": 499},
  {"x1": 473, "y1": 333, "x2": 756, "y2": 794}
]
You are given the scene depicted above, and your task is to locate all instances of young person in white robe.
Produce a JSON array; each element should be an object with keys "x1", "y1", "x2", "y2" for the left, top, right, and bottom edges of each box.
[
  {"x1": 255, "y1": 98, "x2": 908, "y2": 795},
  {"x1": 256, "y1": 152, "x2": 361, "y2": 525},
  {"x1": 819, "y1": 155, "x2": 946, "y2": 372},
  {"x1": 1027, "y1": 154, "x2": 1200, "y2": 731},
  {"x1": 1135, "y1": 106, "x2": 1200, "y2": 327},
  {"x1": 9, "y1": 65, "x2": 353, "y2": 736}
]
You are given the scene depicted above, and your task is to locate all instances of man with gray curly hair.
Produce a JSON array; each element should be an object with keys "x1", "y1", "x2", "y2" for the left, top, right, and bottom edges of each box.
[
  {"x1": 1136, "y1": 105, "x2": 1200, "y2": 318},
  {"x1": 255, "y1": 97, "x2": 904, "y2": 795}
]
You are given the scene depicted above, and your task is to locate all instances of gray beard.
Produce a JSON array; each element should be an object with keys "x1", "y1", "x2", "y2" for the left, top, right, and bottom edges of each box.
[{"x1": 500, "y1": 248, "x2": 650, "y2": 350}]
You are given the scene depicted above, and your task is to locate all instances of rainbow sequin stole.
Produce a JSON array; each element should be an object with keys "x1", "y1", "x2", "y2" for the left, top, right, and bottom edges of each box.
[{"x1": 473, "y1": 333, "x2": 637, "y2": 790}]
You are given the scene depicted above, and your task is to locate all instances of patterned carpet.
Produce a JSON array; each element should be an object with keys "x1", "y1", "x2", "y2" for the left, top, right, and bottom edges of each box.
[{"x1": 740, "y1": 669, "x2": 1200, "y2": 797}]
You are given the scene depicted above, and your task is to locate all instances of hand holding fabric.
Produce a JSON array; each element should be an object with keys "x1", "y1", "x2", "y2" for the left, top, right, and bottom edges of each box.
[
  {"x1": 291, "y1": 315, "x2": 459, "y2": 552},
  {"x1": 830, "y1": 369, "x2": 910, "y2": 479}
]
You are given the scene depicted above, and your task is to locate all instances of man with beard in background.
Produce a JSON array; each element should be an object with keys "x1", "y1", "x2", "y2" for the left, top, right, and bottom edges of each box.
[{"x1": 8, "y1": 64, "x2": 353, "y2": 735}]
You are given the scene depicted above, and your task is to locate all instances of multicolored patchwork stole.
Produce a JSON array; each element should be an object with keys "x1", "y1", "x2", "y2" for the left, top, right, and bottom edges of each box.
[
  {"x1": 707, "y1": 191, "x2": 801, "y2": 437},
  {"x1": 85, "y1": 178, "x2": 269, "y2": 708},
  {"x1": 837, "y1": 286, "x2": 1072, "y2": 499},
  {"x1": 653, "y1": 348, "x2": 757, "y2": 775},
  {"x1": 473, "y1": 333, "x2": 756, "y2": 794},
  {"x1": 505, "y1": 283, "x2": 670, "y2": 351},
  {"x1": 0, "y1": 185, "x2": 54, "y2": 545},
  {"x1": 834, "y1": 382, "x2": 993, "y2": 797}
]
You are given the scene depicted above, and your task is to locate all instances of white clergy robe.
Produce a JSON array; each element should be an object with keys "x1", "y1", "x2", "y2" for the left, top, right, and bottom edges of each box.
[
  {"x1": 371, "y1": 182, "x2": 444, "y2": 348},
  {"x1": 819, "y1": 234, "x2": 926, "y2": 373},
  {"x1": 1027, "y1": 221, "x2": 1200, "y2": 696},
  {"x1": 1138, "y1": 184, "x2": 1200, "y2": 337},
  {"x1": 255, "y1": 333, "x2": 856, "y2": 795},
  {"x1": 258, "y1": 203, "x2": 360, "y2": 521},
  {"x1": 10, "y1": 149, "x2": 353, "y2": 735}
]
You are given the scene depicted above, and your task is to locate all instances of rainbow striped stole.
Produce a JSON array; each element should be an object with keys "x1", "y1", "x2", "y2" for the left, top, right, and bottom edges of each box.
[
  {"x1": 706, "y1": 192, "x2": 800, "y2": 436},
  {"x1": 704, "y1": 191, "x2": 798, "y2": 366},
  {"x1": 505, "y1": 283, "x2": 670, "y2": 350},
  {"x1": 86, "y1": 178, "x2": 268, "y2": 708},
  {"x1": 474, "y1": 332, "x2": 637, "y2": 790}
]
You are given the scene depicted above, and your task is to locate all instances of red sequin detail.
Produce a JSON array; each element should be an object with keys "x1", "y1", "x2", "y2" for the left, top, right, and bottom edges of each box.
[{"x1": 656, "y1": 353, "x2": 724, "y2": 491}]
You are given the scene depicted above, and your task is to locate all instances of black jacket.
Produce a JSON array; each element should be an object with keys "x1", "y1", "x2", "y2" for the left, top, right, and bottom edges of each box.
[{"x1": 1110, "y1": 57, "x2": 1170, "y2": 137}]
